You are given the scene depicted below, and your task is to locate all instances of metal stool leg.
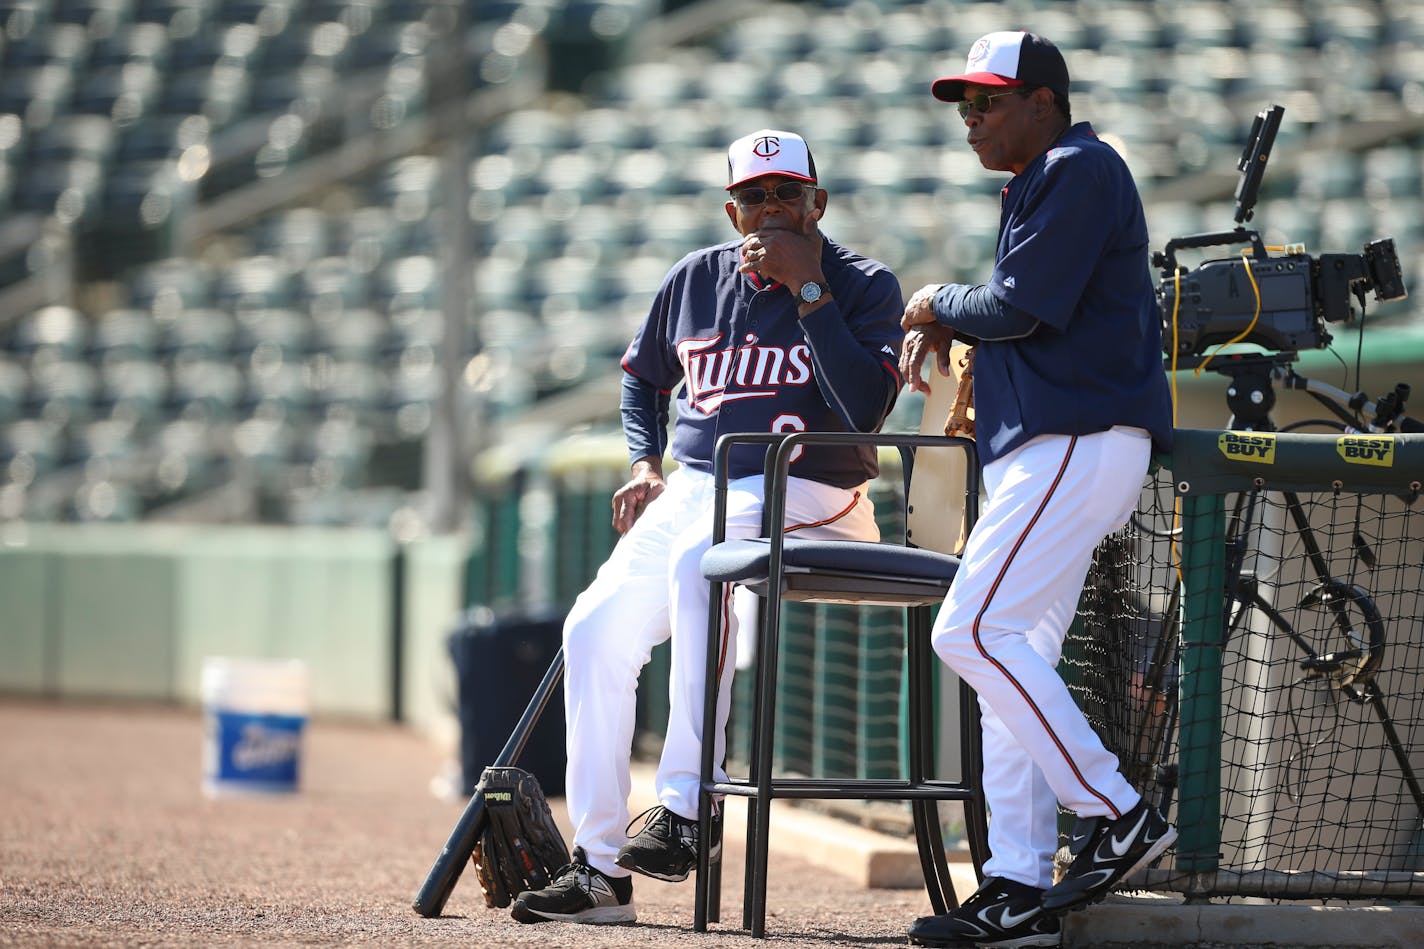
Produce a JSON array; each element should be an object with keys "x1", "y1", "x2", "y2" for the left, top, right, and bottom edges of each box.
[
  {"x1": 747, "y1": 585, "x2": 786, "y2": 937},
  {"x1": 959, "y1": 679, "x2": 990, "y2": 876},
  {"x1": 696, "y1": 578, "x2": 728, "y2": 932},
  {"x1": 908, "y1": 607, "x2": 955, "y2": 914}
]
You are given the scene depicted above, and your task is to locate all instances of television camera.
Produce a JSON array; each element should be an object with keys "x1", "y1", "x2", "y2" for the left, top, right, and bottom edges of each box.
[{"x1": 1155, "y1": 104, "x2": 1408, "y2": 367}]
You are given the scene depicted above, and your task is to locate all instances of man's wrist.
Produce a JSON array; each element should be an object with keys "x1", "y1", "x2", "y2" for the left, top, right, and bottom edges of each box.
[{"x1": 794, "y1": 280, "x2": 833, "y2": 317}]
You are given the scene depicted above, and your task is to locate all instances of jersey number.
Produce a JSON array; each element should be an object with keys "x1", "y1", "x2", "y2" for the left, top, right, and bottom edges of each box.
[{"x1": 771, "y1": 414, "x2": 806, "y2": 464}]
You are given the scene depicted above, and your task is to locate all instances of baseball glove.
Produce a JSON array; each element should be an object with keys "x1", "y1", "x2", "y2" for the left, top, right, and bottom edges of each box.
[{"x1": 470, "y1": 766, "x2": 570, "y2": 908}]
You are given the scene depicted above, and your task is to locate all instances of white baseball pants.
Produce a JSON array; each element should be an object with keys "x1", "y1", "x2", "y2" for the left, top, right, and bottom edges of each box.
[
  {"x1": 932, "y1": 427, "x2": 1151, "y2": 889},
  {"x1": 562, "y1": 464, "x2": 878, "y2": 878}
]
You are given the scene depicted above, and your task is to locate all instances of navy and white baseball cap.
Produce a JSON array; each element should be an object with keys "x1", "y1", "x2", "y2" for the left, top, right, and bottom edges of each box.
[
  {"x1": 726, "y1": 129, "x2": 818, "y2": 190},
  {"x1": 931, "y1": 31, "x2": 1070, "y2": 103}
]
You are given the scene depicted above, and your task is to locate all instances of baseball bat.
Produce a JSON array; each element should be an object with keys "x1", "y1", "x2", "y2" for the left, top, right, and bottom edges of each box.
[{"x1": 412, "y1": 647, "x2": 565, "y2": 918}]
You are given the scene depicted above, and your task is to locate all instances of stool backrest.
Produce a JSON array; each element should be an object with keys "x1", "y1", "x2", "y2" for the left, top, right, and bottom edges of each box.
[{"x1": 906, "y1": 346, "x2": 974, "y2": 556}]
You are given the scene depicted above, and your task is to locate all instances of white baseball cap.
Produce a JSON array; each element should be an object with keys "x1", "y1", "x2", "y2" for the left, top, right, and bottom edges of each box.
[
  {"x1": 725, "y1": 129, "x2": 818, "y2": 191},
  {"x1": 931, "y1": 31, "x2": 1070, "y2": 103}
]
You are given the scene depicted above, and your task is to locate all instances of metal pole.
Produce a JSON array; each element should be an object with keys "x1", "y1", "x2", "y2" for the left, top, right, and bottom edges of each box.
[{"x1": 426, "y1": 0, "x2": 477, "y2": 533}]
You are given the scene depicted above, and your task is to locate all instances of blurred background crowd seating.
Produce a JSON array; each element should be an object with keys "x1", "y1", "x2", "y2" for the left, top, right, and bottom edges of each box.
[{"x1": 1, "y1": 0, "x2": 1420, "y2": 530}]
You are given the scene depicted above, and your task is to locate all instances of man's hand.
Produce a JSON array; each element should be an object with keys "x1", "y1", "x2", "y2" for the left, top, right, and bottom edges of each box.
[
  {"x1": 611, "y1": 458, "x2": 666, "y2": 534},
  {"x1": 900, "y1": 324, "x2": 956, "y2": 394},
  {"x1": 900, "y1": 283, "x2": 945, "y2": 330},
  {"x1": 738, "y1": 206, "x2": 825, "y2": 297}
]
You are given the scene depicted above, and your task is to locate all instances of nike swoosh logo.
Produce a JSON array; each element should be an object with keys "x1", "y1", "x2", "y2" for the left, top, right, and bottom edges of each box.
[
  {"x1": 1106, "y1": 810, "x2": 1151, "y2": 858},
  {"x1": 991, "y1": 905, "x2": 1041, "y2": 929}
]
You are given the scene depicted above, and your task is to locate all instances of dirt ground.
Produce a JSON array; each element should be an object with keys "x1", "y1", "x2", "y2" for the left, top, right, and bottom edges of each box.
[{"x1": 0, "y1": 699, "x2": 938, "y2": 949}]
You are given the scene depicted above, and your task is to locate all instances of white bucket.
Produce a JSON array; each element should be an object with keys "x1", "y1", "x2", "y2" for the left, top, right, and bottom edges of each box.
[{"x1": 201, "y1": 657, "x2": 310, "y2": 797}]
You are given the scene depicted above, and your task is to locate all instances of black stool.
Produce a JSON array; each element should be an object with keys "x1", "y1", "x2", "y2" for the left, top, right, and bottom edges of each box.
[{"x1": 694, "y1": 430, "x2": 989, "y2": 936}]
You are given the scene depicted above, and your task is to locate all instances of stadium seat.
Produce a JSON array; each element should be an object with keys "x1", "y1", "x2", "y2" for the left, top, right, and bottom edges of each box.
[
  {"x1": 299, "y1": 256, "x2": 370, "y2": 316},
  {"x1": 304, "y1": 0, "x2": 383, "y2": 31},
  {"x1": 0, "y1": 358, "x2": 29, "y2": 425},
  {"x1": 151, "y1": 415, "x2": 227, "y2": 492},
  {"x1": 307, "y1": 356, "x2": 386, "y2": 425},
  {"x1": 69, "y1": 416, "x2": 142, "y2": 467},
  {"x1": 249, "y1": 207, "x2": 332, "y2": 267},
  {"x1": 0, "y1": 64, "x2": 78, "y2": 127},
  {"x1": 27, "y1": 358, "x2": 99, "y2": 427},
  {"x1": 1, "y1": 418, "x2": 68, "y2": 482},
  {"x1": 27, "y1": 114, "x2": 119, "y2": 165},
  {"x1": 132, "y1": 0, "x2": 214, "y2": 28},
  {"x1": 385, "y1": 356, "x2": 437, "y2": 436},
  {"x1": 11, "y1": 305, "x2": 90, "y2": 362},
  {"x1": 90, "y1": 307, "x2": 160, "y2": 363},
  {"x1": 304, "y1": 415, "x2": 372, "y2": 485},
  {"x1": 229, "y1": 413, "x2": 298, "y2": 489},
  {"x1": 0, "y1": 0, "x2": 52, "y2": 38},
  {"x1": 243, "y1": 358, "x2": 311, "y2": 422},
  {"x1": 155, "y1": 308, "x2": 233, "y2": 363},
  {"x1": 372, "y1": 254, "x2": 440, "y2": 314},
  {"x1": 232, "y1": 306, "x2": 310, "y2": 365},
  {"x1": 156, "y1": 64, "x2": 254, "y2": 128},
  {"x1": 166, "y1": 22, "x2": 261, "y2": 72},
  {"x1": 169, "y1": 356, "x2": 244, "y2": 422},
  {"x1": 308, "y1": 306, "x2": 384, "y2": 361},
  {"x1": 257, "y1": 21, "x2": 354, "y2": 73},
  {"x1": 211, "y1": 255, "x2": 296, "y2": 312},
  {"x1": 87, "y1": 20, "x2": 171, "y2": 70},
  {"x1": 70, "y1": 474, "x2": 144, "y2": 522},
  {"x1": 383, "y1": 305, "x2": 443, "y2": 359},
  {"x1": 96, "y1": 356, "x2": 169, "y2": 425},
  {"x1": 340, "y1": 204, "x2": 405, "y2": 272},
  {"x1": 128, "y1": 257, "x2": 213, "y2": 314},
  {"x1": 71, "y1": 62, "x2": 164, "y2": 124},
  {"x1": 5, "y1": 22, "x2": 92, "y2": 69},
  {"x1": 54, "y1": 0, "x2": 135, "y2": 33},
  {"x1": 211, "y1": 0, "x2": 299, "y2": 30}
]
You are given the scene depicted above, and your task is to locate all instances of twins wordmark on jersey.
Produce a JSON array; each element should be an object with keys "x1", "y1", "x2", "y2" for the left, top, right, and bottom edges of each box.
[{"x1": 677, "y1": 333, "x2": 816, "y2": 415}]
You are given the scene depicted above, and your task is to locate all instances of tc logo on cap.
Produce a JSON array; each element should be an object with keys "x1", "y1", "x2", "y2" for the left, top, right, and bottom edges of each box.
[
  {"x1": 967, "y1": 37, "x2": 991, "y2": 67},
  {"x1": 727, "y1": 128, "x2": 816, "y2": 189}
]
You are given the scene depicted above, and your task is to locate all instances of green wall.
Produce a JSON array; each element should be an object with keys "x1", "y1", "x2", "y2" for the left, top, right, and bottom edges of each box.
[{"x1": 0, "y1": 524, "x2": 469, "y2": 729}]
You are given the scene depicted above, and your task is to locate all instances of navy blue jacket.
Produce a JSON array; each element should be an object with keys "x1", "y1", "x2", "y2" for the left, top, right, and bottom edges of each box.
[{"x1": 622, "y1": 235, "x2": 904, "y2": 487}]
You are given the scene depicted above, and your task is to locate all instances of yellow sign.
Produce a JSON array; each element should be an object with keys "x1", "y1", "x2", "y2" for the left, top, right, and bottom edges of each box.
[
  {"x1": 1336, "y1": 435, "x2": 1394, "y2": 467},
  {"x1": 1218, "y1": 431, "x2": 1276, "y2": 464}
]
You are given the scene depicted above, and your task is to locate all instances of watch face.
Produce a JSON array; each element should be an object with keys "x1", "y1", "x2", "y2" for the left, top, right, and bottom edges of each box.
[{"x1": 800, "y1": 282, "x2": 822, "y2": 303}]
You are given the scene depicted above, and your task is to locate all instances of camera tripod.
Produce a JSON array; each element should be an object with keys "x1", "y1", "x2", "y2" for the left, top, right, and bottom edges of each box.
[{"x1": 1131, "y1": 352, "x2": 1424, "y2": 828}]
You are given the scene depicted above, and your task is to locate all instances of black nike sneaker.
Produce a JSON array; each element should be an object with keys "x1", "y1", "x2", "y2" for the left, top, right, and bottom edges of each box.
[
  {"x1": 614, "y1": 805, "x2": 721, "y2": 882},
  {"x1": 511, "y1": 846, "x2": 636, "y2": 924},
  {"x1": 1040, "y1": 797, "x2": 1176, "y2": 915},
  {"x1": 907, "y1": 876, "x2": 1061, "y2": 948}
]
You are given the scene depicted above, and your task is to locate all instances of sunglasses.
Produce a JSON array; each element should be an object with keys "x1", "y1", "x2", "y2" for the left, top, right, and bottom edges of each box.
[
  {"x1": 732, "y1": 181, "x2": 813, "y2": 206},
  {"x1": 957, "y1": 89, "x2": 1024, "y2": 118}
]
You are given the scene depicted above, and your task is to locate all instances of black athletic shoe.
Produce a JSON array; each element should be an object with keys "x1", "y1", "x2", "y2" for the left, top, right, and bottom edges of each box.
[
  {"x1": 907, "y1": 876, "x2": 1061, "y2": 948},
  {"x1": 1040, "y1": 797, "x2": 1177, "y2": 915},
  {"x1": 614, "y1": 805, "x2": 721, "y2": 882},
  {"x1": 510, "y1": 846, "x2": 636, "y2": 924}
]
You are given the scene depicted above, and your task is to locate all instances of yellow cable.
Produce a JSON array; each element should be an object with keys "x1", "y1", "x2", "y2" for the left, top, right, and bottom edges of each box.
[
  {"x1": 1170, "y1": 268, "x2": 1181, "y2": 425},
  {"x1": 1196, "y1": 248, "x2": 1263, "y2": 375}
]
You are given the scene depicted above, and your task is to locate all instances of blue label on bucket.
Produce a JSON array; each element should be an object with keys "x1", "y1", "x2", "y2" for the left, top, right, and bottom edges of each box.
[{"x1": 208, "y1": 711, "x2": 305, "y2": 791}]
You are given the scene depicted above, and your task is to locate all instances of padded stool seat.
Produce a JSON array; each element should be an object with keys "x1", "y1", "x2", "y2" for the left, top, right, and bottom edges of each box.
[{"x1": 702, "y1": 537, "x2": 960, "y2": 591}]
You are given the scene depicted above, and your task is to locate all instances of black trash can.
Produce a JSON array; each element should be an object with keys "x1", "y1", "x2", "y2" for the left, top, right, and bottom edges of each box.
[{"x1": 448, "y1": 606, "x2": 567, "y2": 797}]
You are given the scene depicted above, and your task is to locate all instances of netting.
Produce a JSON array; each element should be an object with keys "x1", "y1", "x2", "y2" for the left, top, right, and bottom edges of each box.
[{"x1": 1066, "y1": 463, "x2": 1424, "y2": 899}]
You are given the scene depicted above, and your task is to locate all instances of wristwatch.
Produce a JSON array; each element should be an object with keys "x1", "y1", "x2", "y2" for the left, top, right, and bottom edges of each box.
[{"x1": 798, "y1": 281, "x2": 831, "y2": 305}]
